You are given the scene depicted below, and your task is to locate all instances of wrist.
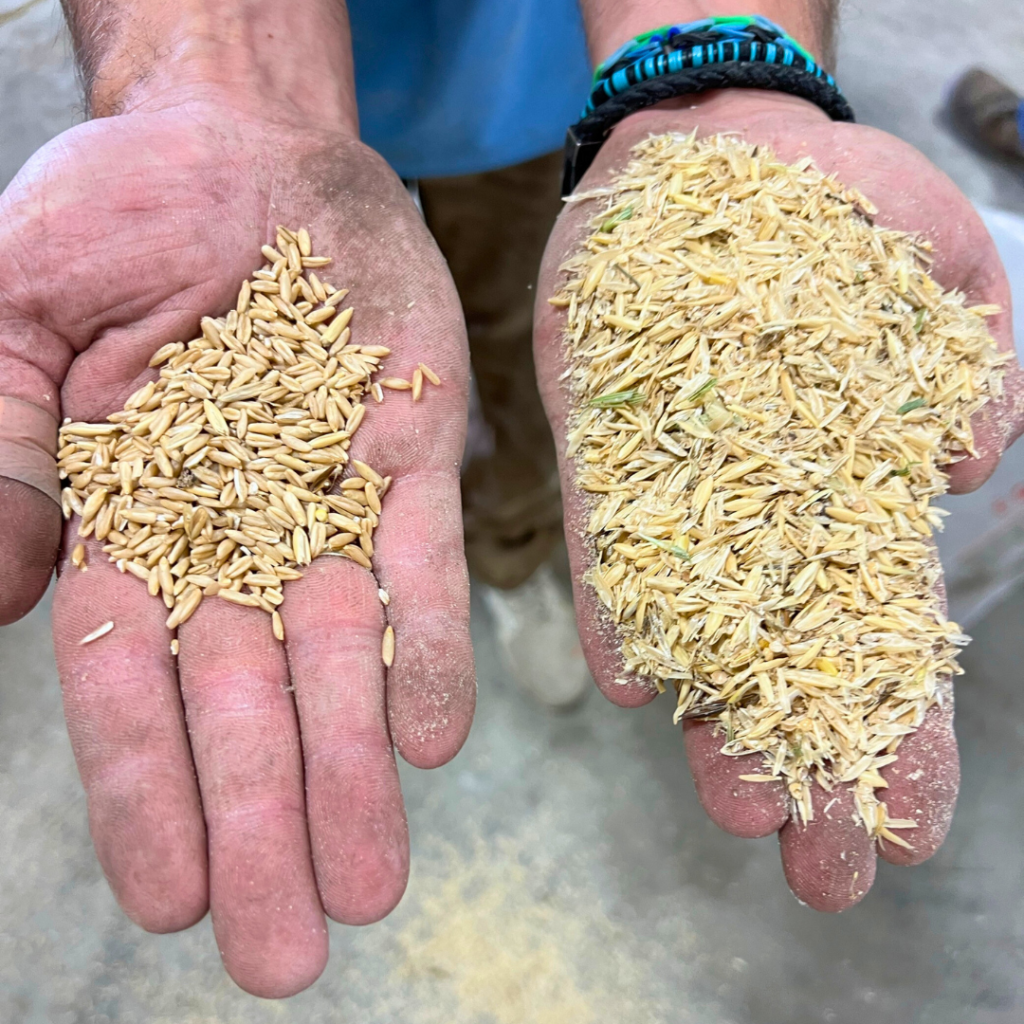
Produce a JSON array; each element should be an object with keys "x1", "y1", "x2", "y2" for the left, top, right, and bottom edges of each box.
[
  {"x1": 582, "y1": 2, "x2": 835, "y2": 70},
  {"x1": 79, "y1": 0, "x2": 358, "y2": 136},
  {"x1": 608, "y1": 88, "x2": 828, "y2": 147},
  {"x1": 623, "y1": 85, "x2": 831, "y2": 123}
]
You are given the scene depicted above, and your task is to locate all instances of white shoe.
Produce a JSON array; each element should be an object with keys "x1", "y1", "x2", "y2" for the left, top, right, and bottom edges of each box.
[{"x1": 481, "y1": 563, "x2": 590, "y2": 710}]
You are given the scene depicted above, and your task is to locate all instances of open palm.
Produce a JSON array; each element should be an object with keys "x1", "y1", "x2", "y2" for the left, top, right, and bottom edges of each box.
[
  {"x1": 536, "y1": 91, "x2": 1024, "y2": 912},
  {"x1": 0, "y1": 99, "x2": 475, "y2": 996}
]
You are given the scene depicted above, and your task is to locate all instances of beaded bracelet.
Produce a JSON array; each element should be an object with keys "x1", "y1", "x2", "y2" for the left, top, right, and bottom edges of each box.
[{"x1": 563, "y1": 16, "x2": 855, "y2": 195}]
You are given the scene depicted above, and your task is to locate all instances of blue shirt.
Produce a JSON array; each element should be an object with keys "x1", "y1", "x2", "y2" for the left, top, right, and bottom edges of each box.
[{"x1": 348, "y1": 0, "x2": 592, "y2": 179}]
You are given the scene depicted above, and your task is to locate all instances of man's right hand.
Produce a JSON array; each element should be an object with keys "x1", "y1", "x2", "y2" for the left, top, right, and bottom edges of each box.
[{"x1": 0, "y1": 0, "x2": 475, "y2": 998}]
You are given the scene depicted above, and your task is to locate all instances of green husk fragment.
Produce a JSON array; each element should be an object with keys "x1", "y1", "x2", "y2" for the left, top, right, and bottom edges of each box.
[
  {"x1": 685, "y1": 377, "x2": 718, "y2": 403},
  {"x1": 638, "y1": 532, "x2": 691, "y2": 560},
  {"x1": 600, "y1": 204, "x2": 635, "y2": 233},
  {"x1": 897, "y1": 398, "x2": 927, "y2": 415},
  {"x1": 587, "y1": 389, "x2": 645, "y2": 408}
]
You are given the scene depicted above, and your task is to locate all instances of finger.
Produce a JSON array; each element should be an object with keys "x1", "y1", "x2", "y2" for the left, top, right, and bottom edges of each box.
[
  {"x1": 943, "y1": 215, "x2": 1023, "y2": 494},
  {"x1": 945, "y1": 353, "x2": 1024, "y2": 493},
  {"x1": 0, "y1": 478, "x2": 59, "y2": 623},
  {"x1": 683, "y1": 720, "x2": 789, "y2": 838},
  {"x1": 176, "y1": 601, "x2": 327, "y2": 999},
  {"x1": 51, "y1": 529, "x2": 207, "y2": 933},
  {"x1": 334, "y1": 269, "x2": 476, "y2": 768},
  {"x1": 534, "y1": 278, "x2": 659, "y2": 709},
  {"x1": 876, "y1": 700, "x2": 960, "y2": 867},
  {"x1": 0, "y1": 280, "x2": 75, "y2": 624},
  {"x1": 371, "y1": 467, "x2": 476, "y2": 768},
  {"x1": 282, "y1": 557, "x2": 410, "y2": 925},
  {"x1": 564, "y1": 482, "x2": 661, "y2": 708},
  {"x1": 778, "y1": 784, "x2": 876, "y2": 912}
]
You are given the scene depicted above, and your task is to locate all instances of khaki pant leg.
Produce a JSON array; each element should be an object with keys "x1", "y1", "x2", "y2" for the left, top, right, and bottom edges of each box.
[{"x1": 419, "y1": 151, "x2": 564, "y2": 589}]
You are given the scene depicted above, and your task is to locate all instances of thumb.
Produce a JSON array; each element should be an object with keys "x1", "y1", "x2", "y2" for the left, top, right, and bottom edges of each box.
[
  {"x1": 0, "y1": 376, "x2": 65, "y2": 624},
  {"x1": 0, "y1": 477, "x2": 60, "y2": 624}
]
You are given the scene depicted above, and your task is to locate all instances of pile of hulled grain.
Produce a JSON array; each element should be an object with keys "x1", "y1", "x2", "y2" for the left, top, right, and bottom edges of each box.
[
  {"x1": 58, "y1": 226, "x2": 438, "y2": 646},
  {"x1": 553, "y1": 134, "x2": 1004, "y2": 842}
]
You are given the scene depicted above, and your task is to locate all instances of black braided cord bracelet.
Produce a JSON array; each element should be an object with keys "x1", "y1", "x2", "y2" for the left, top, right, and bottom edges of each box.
[{"x1": 562, "y1": 60, "x2": 855, "y2": 195}]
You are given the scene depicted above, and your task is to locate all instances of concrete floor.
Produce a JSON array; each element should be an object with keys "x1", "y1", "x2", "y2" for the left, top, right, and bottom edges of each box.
[{"x1": 1, "y1": 2, "x2": 1023, "y2": 1022}]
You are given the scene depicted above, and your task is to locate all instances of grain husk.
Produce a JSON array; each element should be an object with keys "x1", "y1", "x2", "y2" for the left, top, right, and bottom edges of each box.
[{"x1": 554, "y1": 134, "x2": 1006, "y2": 839}]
